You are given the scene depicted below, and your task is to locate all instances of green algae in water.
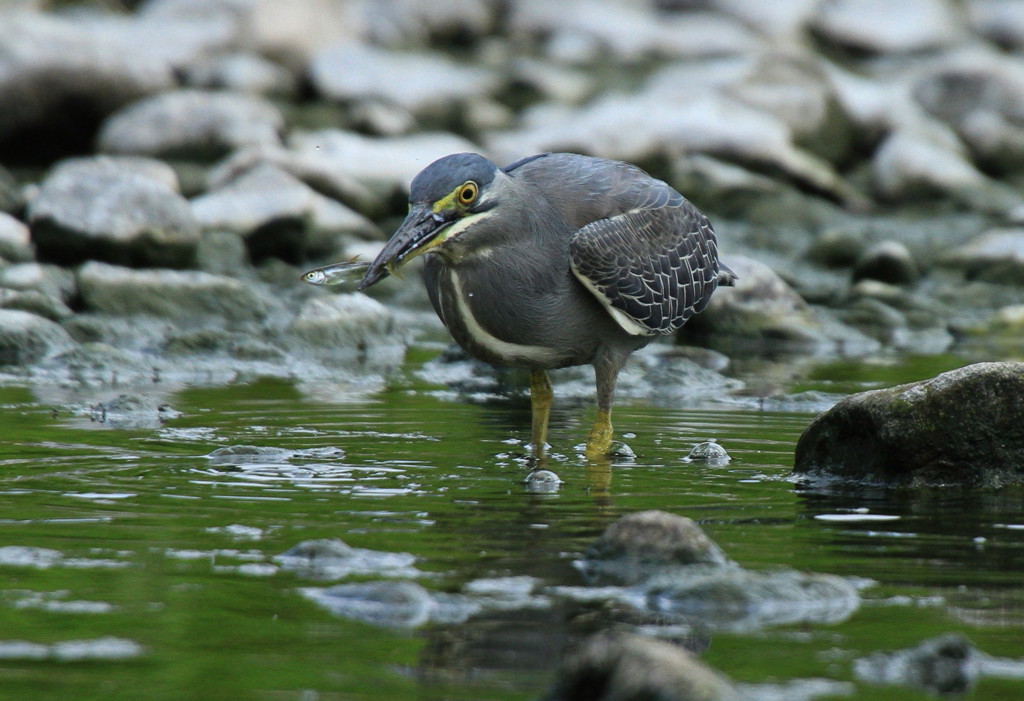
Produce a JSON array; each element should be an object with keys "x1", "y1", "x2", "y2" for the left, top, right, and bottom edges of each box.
[{"x1": 0, "y1": 368, "x2": 1023, "y2": 700}]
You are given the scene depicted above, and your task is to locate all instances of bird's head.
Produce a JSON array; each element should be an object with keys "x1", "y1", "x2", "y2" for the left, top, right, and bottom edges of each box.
[{"x1": 359, "y1": 152, "x2": 503, "y2": 289}]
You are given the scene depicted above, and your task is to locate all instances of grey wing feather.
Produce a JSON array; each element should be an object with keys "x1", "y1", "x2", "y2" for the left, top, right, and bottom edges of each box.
[{"x1": 570, "y1": 191, "x2": 723, "y2": 336}]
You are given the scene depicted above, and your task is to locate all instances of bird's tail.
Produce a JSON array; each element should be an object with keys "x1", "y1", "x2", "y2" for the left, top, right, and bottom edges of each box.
[{"x1": 717, "y1": 262, "x2": 738, "y2": 287}]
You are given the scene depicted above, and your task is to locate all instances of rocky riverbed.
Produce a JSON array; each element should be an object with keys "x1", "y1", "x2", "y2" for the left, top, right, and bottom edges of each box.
[
  {"x1": 1, "y1": 0, "x2": 1023, "y2": 417},
  {"x1": 2, "y1": 3, "x2": 1024, "y2": 697}
]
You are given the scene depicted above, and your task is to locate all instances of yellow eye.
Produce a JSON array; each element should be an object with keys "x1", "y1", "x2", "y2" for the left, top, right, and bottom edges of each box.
[{"x1": 457, "y1": 181, "x2": 478, "y2": 205}]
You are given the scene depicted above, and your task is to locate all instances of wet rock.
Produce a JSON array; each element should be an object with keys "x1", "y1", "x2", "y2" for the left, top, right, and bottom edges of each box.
[
  {"x1": 489, "y1": 88, "x2": 859, "y2": 206},
  {"x1": 805, "y1": 226, "x2": 866, "y2": 269},
  {"x1": 288, "y1": 293, "x2": 404, "y2": 366},
  {"x1": 838, "y1": 292, "x2": 953, "y2": 354},
  {"x1": 164, "y1": 329, "x2": 285, "y2": 362},
  {"x1": 36, "y1": 343, "x2": 155, "y2": 387},
  {"x1": 645, "y1": 568, "x2": 861, "y2": 631},
  {"x1": 195, "y1": 230, "x2": 249, "y2": 276},
  {"x1": 190, "y1": 163, "x2": 377, "y2": 262},
  {"x1": 810, "y1": 0, "x2": 962, "y2": 54},
  {"x1": 0, "y1": 213, "x2": 33, "y2": 263},
  {"x1": 210, "y1": 129, "x2": 477, "y2": 217},
  {"x1": 679, "y1": 255, "x2": 879, "y2": 355},
  {"x1": 872, "y1": 124, "x2": 1023, "y2": 214},
  {"x1": 364, "y1": 0, "x2": 500, "y2": 45},
  {"x1": 300, "y1": 581, "x2": 438, "y2": 629},
  {"x1": 724, "y1": 51, "x2": 856, "y2": 164},
  {"x1": 543, "y1": 632, "x2": 739, "y2": 701},
  {"x1": 851, "y1": 240, "x2": 919, "y2": 285},
  {"x1": 969, "y1": 0, "x2": 1024, "y2": 49},
  {"x1": 310, "y1": 43, "x2": 497, "y2": 117},
  {"x1": 912, "y1": 51, "x2": 1024, "y2": 173},
  {"x1": 578, "y1": 511, "x2": 731, "y2": 586},
  {"x1": 939, "y1": 228, "x2": 1024, "y2": 284},
  {"x1": 854, "y1": 633, "x2": 977, "y2": 695},
  {"x1": 524, "y1": 469, "x2": 563, "y2": 493},
  {"x1": 0, "y1": 289, "x2": 73, "y2": 322},
  {"x1": 28, "y1": 157, "x2": 199, "y2": 268},
  {"x1": 0, "y1": 309, "x2": 75, "y2": 366},
  {"x1": 4, "y1": 269, "x2": 49, "y2": 308},
  {"x1": 90, "y1": 393, "x2": 179, "y2": 429},
  {"x1": 511, "y1": 1, "x2": 759, "y2": 62},
  {"x1": 78, "y1": 262, "x2": 269, "y2": 323},
  {"x1": 97, "y1": 89, "x2": 284, "y2": 161},
  {"x1": 0, "y1": 11, "x2": 177, "y2": 161},
  {"x1": 670, "y1": 154, "x2": 785, "y2": 216},
  {"x1": 274, "y1": 538, "x2": 419, "y2": 581},
  {"x1": 684, "y1": 440, "x2": 731, "y2": 465},
  {"x1": 793, "y1": 361, "x2": 1024, "y2": 486},
  {"x1": 180, "y1": 52, "x2": 298, "y2": 97},
  {"x1": 139, "y1": 0, "x2": 359, "y2": 66}
]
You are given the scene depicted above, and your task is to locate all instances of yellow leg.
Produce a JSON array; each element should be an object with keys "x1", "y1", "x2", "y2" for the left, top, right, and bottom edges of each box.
[
  {"x1": 584, "y1": 409, "x2": 614, "y2": 460},
  {"x1": 529, "y1": 370, "x2": 552, "y2": 458}
]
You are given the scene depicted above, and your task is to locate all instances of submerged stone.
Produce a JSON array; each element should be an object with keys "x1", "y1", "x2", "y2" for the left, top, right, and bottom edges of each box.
[
  {"x1": 855, "y1": 633, "x2": 978, "y2": 695},
  {"x1": 793, "y1": 361, "x2": 1024, "y2": 486},
  {"x1": 684, "y1": 439, "x2": 731, "y2": 465},
  {"x1": 645, "y1": 568, "x2": 861, "y2": 632},
  {"x1": 578, "y1": 511, "x2": 731, "y2": 585},
  {"x1": 543, "y1": 632, "x2": 739, "y2": 701},
  {"x1": 274, "y1": 538, "x2": 419, "y2": 581}
]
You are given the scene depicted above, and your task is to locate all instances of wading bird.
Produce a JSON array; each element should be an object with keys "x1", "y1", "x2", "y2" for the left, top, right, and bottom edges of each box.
[{"x1": 358, "y1": 152, "x2": 734, "y2": 459}]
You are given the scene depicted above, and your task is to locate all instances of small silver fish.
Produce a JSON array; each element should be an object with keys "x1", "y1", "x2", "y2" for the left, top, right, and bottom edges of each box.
[{"x1": 301, "y1": 259, "x2": 370, "y2": 286}]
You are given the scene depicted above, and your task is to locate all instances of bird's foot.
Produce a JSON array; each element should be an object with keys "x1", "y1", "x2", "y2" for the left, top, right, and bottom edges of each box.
[{"x1": 584, "y1": 410, "x2": 614, "y2": 460}]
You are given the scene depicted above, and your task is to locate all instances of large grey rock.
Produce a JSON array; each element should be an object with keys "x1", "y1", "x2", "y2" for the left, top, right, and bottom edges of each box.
[
  {"x1": 0, "y1": 309, "x2": 75, "y2": 366},
  {"x1": 969, "y1": 0, "x2": 1024, "y2": 49},
  {"x1": 97, "y1": 89, "x2": 284, "y2": 160},
  {"x1": 543, "y1": 632, "x2": 739, "y2": 701},
  {"x1": 810, "y1": 0, "x2": 962, "y2": 54},
  {"x1": 190, "y1": 163, "x2": 377, "y2": 262},
  {"x1": 938, "y1": 228, "x2": 1024, "y2": 284},
  {"x1": 512, "y1": 0, "x2": 759, "y2": 62},
  {"x1": 180, "y1": 52, "x2": 298, "y2": 97},
  {"x1": 288, "y1": 293, "x2": 404, "y2": 366},
  {"x1": 209, "y1": 130, "x2": 478, "y2": 217},
  {"x1": 872, "y1": 123, "x2": 1023, "y2": 214},
  {"x1": 310, "y1": 43, "x2": 498, "y2": 115},
  {"x1": 78, "y1": 262, "x2": 269, "y2": 322},
  {"x1": 0, "y1": 8, "x2": 231, "y2": 158},
  {"x1": 0, "y1": 263, "x2": 77, "y2": 303},
  {"x1": 0, "y1": 11, "x2": 172, "y2": 145},
  {"x1": 28, "y1": 157, "x2": 199, "y2": 268},
  {"x1": 488, "y1": 83, "x2": 861, "y2": 207},
  {"x1": 793, "y1": 362, "x2": 1024, "y2": 486},
  {"x1": 138, "y1": 0, "x2": 359, "y2": 65},
  {"x1": 0, "y1": 212, "x2": 33, "y2": 262},
  {"x1": 912, "y1": 51, "x2": 1024, "y2": 173},
  {"x1": 0, "y1": 289, "x2": 72, "y2": 322},
  {"x1": 679, "y1": 255, "x2": 879, "y2": 355}
]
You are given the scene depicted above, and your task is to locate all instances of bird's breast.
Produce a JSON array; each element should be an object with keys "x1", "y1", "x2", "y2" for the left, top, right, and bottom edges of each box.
[{"x1": 434, "y1": 267, "x2": 566, "y2": 368}]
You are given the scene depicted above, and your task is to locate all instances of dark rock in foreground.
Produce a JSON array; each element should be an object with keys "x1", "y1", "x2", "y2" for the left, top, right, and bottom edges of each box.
[
  {"x1": 793, "y1": 362, "x2": 1024, "y2": 486},
  {"x1": 543, "y1": 632, "x2": 739, "y2": 701}
]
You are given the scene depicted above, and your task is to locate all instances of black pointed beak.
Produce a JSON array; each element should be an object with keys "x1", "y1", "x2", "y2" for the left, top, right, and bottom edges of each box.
[{"x1": 358, "y1": 204, "x2": 451, "y2": 290}]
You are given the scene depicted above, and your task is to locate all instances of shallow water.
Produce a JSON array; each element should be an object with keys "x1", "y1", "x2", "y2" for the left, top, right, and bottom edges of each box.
[{"x1": 1, "y1": 351, "x2": 1024, "y2": 701}]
